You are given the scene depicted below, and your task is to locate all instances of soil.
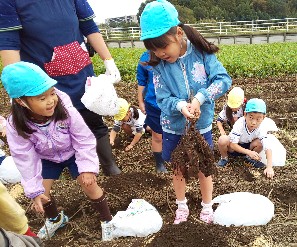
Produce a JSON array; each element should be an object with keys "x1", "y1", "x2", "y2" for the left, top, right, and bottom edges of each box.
[{"x1": 1, "y1": 75, "x2": 297, "y2": 247}]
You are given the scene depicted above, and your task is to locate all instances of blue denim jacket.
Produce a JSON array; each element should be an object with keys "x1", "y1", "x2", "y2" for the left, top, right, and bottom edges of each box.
[{"x1": 153, "y1": 40, "x2": 232, "y2": 135}]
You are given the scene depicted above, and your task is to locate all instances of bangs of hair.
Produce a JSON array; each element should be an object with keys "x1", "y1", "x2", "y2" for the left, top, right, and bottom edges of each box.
[{"x1": 143, "y1": 27, "x2": 177, "y2": 51}]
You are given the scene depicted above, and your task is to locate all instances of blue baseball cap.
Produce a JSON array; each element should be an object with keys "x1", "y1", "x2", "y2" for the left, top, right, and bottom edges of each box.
[
  {"x1": 245, "y1": 98, "x2": 266, "y2": 114},
  {"x1": 140, "y1": 0, "x2": 180, "y2": 40},
  {"x1": 1, "y1": 62, "x2": 57, "y2": 99}
]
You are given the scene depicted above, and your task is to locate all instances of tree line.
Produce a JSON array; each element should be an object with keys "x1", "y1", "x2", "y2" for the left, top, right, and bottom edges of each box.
[{"x1": 137, "y1": 0, "x2": 297, "y2": 23}]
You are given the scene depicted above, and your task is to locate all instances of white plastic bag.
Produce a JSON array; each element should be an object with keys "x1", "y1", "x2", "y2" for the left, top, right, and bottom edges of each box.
[
  {"x1": 213, "y1": 192, "x2": 274, "y2": 227},
  {"x1": 259, "y1": 134, "x2": 286, "y2": 166},
  {"x1": 0, "y1": 156, "x2": 22, "y2": 184},
  {"x1": 110, "y1": 199, "x2": 163, "y2": 239},
  {"x1": 262, "y1": 117, "x2": 278, "y2": 132},
  {"x1": 81, "y1": 75, "x2": 119, "y2": 116}
]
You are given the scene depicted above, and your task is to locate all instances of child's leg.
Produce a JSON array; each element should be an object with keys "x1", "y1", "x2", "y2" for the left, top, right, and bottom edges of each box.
[
  {"x1": 218, "y1": 135, "x2": 231, "y2": 158},
  {"x1": 77, "y1": 175, "x2": 112, "y2": 222},
  {"x1": 250, "y1": 139, "x2": 263, "y2": 153},
  {"x1": 42, "y1": 179, "x2": 59, "y2": 219},
  {"x1": 198, "y1": 171, "x2": 214, "y2": 223},
  {"x1": 0, "y1": 181, "x2": 29, "y2": 234},
  {"x1": 152, "y1": 131, "x2": 167, "y2": 172}
]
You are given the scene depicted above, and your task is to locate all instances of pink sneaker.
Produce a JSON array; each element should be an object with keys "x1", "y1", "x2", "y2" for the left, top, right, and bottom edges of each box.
[
  {"x1": 173, "y1": 208, "x2": 189, "y2": 224},
  {"x1": 199, "y1": 210, "x2": 214, "y2": 223}
]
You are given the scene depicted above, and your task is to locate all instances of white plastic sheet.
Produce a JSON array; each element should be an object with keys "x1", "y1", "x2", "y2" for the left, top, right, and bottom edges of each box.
[
  {"x1": 0, "y1": 156, "x2": 22, "y2": 184},
  {"x1": 110, "y1": 199, "x2": 163, "y2": 239},
  {"x1": 213, "y1": 192, "x2": 274, "y2": 227},
  {"x1": 81, "y1": 75, "x2": 119, "y2": 116}
]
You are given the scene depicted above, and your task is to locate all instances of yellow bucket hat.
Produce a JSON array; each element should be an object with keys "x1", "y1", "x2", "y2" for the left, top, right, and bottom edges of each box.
[
  {"x1": 114, "y1": 98, "x2": 130, "y2": 121},
  {"x1": 227, "y1": 87, "x2": 244, "y2": 108}
]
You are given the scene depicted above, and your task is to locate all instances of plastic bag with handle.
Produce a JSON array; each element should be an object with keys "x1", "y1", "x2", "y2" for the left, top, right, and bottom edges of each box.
[
  {"x1": 81, "y1": 75, "x2": 119, "y2": 116},
  {"x1": 108, "y1": 199, "x2": 163, "y2": 240}
]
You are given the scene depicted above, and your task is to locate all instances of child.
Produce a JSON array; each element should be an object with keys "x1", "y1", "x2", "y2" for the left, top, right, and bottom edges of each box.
[
  {"x1": 217, "y1": 98, "x2": 274, "y2": 178},
  {"x1": 140, "y1": 0, "x2": 232, "y2": 224},
  {"x1": 0, "y1": 181, "x2": 38, "y2": 238},
  {"x1": 1, "y1": 62, "x2": 113, "y2": 241},
  {"x1": 217, "y1": 87, "x2": 246, "y2": 166},
  {"x1": 137, "y1": 50, "x2": 167, "y2": 173},
  {"x1": 110, "y1": 98, "x2": 146, "y2": 152}
]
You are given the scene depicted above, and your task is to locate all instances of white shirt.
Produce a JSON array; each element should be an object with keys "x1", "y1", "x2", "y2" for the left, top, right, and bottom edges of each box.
[
  {"x1": 218, "y1": 105, "x2": 244, "y2": 123},
  {"x1": 229, "y1": 116, "x2": 270, "y2": 150}
]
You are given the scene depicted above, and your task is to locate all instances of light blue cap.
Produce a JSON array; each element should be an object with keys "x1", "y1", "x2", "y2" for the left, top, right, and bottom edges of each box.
[
  {"x1": 140, "y1": 0, "x2": 180, "y2": 40},
  {"x1": 1, "y1": 62, "x2": 57, "y2": 99},
  {"x1": 245, "y1": 98, "x2": 266, "y2": 114}
]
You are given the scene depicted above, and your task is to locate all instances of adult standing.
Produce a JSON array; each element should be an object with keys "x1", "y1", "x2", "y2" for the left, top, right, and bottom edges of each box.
[{"x1": 0, "y1": 0, "x2": 121, "y2": 175}]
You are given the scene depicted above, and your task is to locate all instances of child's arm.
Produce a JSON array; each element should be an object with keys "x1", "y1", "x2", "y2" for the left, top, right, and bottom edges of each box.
[
  {"x1": 125, "y1": 132, "x2": 142, "y2": 151},
  {"x1": 264, "y1": 148, "x2": 274, "y2": 178},
  {"x1": 109, "y1": 129, "x2": 117, "y2": 146},
  {"x1": 217, "y1": 121, "x2": 226, "y2": 136},
  {"x1": 138, "y1": 85, "x2": 146, "y2": 114}
]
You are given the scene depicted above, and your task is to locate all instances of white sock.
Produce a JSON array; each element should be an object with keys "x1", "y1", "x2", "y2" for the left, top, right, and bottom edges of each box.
[
  {"x1": 176, "y1": 198, "x2": 188, "y2": 210},
  {"x1": 201, "y1": 201, "x2": 213, "y2": 214},
  {"x1": 221, "y1": 156, "x2": 228, "y2": 160}
]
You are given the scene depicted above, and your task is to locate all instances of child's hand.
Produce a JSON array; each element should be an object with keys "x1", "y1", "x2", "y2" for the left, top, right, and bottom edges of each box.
[
  {"x1": 81, "y1": 172, "x2": 97, "y2": 186},
  {"x1": 125, "y1": 144, "x2": 134, "y2": 151},
  {"x1": 189, "y1": 98, "x2": 201, "y2": 119},
  {"x1": 110, "y1": 141, "x2": 114, "y2": 146},
  {"x1": 32, "y1": 194, "x2": 50, "y2": 214},
  {"x1": 248, "y1": 150, "x2": 260, "y2": 160},
  {"x1": 1, "y1": 127, "x2": 6, "y2": 137},
  {"x1": 264, "y1": 167, "x2": 274, "y2": 179},
  {"x1": 139, "y1": 102, "x2": 146, "y2": 114},
  {"x1": 181, "y1": 105, "x2": 194, "y2": 118}
]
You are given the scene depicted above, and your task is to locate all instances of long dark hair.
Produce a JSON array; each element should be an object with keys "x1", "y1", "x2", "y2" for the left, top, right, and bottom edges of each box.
[
  {"x1": 143, "y1": 24, "x2": 219, "y2": 66},
  {"x1": 11, "y1": 95, "x2": 68, "y2": 139},
  {"x1": 130, "y1": 105, "x2": 139, "y2": 120},
  {"x1": 225, "y1": 101, "x2": 247, "y2": 127}
]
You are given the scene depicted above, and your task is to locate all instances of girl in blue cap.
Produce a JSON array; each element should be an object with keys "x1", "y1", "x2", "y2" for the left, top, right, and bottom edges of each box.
[
  {"x1": 1, "y1": 62, "x2": 114, "y2": 241},
  {"x1": 140, "y1": 0, "x2": 232, "y2": 224}
]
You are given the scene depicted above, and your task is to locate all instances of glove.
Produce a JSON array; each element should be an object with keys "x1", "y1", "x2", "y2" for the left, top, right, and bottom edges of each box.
[{"x1": 104, "y1": 59, "x2": 121, "y2": 84}]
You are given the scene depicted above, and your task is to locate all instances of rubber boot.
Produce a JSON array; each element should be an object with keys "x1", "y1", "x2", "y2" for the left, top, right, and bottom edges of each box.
[
  {"x1": 153, "y1": 152, "x2": 168, "y2": 173},
  {"x1": 97, "y1": 134, "x2": 121, "y2": 176}
]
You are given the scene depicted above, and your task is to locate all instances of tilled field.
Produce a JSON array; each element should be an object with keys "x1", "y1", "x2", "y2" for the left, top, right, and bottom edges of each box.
[{"x1": 1, "y1": 75, "x2": 297, "y2": 247}]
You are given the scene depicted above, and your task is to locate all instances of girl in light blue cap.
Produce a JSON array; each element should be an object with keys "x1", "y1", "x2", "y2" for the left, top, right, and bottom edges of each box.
[
  {"x1": 1, "y1": 62, "x2": 113, "y2": 241},
  {"x1": 140, "y1": 0, "x2": 232, "y2": 224}
]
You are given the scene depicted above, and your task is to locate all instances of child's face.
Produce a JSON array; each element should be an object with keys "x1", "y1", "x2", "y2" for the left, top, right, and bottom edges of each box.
[
  {"x1": 244, "y1": 112, "x2": 265, "y2": 131},
  {"x1": 151, "y1": 27, "x2": 185, "y2": 63},
  {"x1": 122, "y1": 111, "x2": 131, "y2": 122},
  {"x1": 24, "y1": 87, "x2": 58, "y2": 117}
]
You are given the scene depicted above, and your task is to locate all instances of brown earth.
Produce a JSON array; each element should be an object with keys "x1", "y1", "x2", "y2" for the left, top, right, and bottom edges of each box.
[{"x1": 1, "y1": 75, "x2": 297, "y2": 247}]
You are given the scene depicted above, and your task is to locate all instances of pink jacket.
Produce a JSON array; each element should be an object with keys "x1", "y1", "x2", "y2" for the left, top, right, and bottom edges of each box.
[{"x1": 6, "y1": 89, "x2": 99, "y2": 199}]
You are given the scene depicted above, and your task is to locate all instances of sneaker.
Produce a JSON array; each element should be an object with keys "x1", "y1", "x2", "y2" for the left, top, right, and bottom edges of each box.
[
  {"x1": 200, "y1": 210, "x2": 214, "y2": 223},
  {"x1": 244, "y1": 156, "x2": 265, "y2": 168},
  {"x1": 101, "y1": 220, "x2": 115, "y2": 241},
  {"x1": 37, "y1": 211, "x2": 68, "y2": 240},
  {"x1": 173, "y1": 208, "x2": 189, "y2": 224},
  {"x1": 217, "y1": 158, "x2": 228, "y2": 167},
  {"x1": 156, "y1": 163, "x2": 168, "y2": 173}
]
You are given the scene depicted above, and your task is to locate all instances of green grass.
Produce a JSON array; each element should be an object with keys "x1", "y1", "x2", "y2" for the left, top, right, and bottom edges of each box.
[{"x1": 1, "y1": 43, "x2": 296, "y2": 83}]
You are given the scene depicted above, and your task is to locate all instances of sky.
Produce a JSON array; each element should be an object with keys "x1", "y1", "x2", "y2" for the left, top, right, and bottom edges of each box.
[{"x1": 87, "y1": 0, "x2": 145, "y2": 24}]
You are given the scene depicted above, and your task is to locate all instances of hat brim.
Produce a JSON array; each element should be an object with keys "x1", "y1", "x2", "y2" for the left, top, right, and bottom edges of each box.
[{"x1": 24, "y1": 78, "x2": 57, "y2": 97}]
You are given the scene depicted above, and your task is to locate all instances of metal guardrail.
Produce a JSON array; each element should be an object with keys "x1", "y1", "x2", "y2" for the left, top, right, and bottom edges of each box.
[{"x1": 100, "y1": 18, "x2": 297, "y2": 40}]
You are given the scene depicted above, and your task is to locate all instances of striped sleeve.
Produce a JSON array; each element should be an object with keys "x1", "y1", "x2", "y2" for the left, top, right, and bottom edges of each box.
[
  {"x1": 74, "y1": 0, "x2": 96, "y2": 22},
  {"x1": 0, "y1": 0, "x2": 22, "y2": 31}
]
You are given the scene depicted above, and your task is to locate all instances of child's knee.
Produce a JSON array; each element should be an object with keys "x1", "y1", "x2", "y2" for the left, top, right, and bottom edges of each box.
[{"x1": 218, "y1": 135, "x2": 230, "y2": 146}]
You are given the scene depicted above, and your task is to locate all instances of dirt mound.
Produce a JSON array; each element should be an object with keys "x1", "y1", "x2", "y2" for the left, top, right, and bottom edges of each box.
[{"x1": 1, "y1": 75, "x2": 297, "y2": 246}]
